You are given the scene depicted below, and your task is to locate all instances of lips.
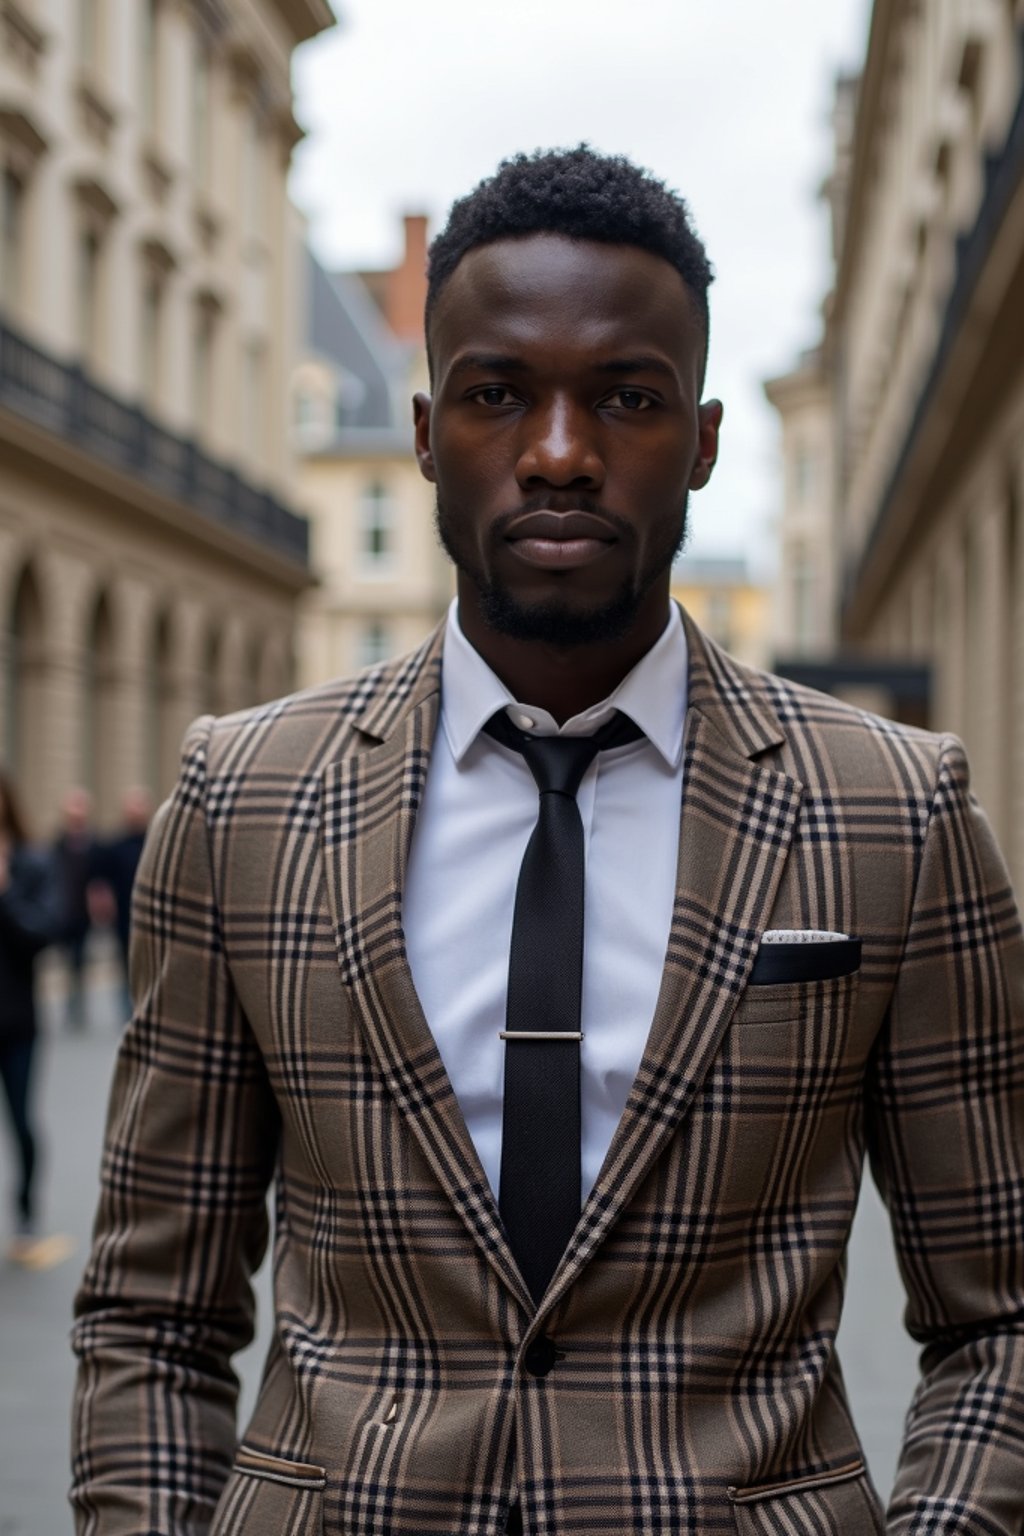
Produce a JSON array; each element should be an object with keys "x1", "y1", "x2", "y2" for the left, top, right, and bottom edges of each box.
[{"x1": 504, "y1": 509, "x2": 617, "y2": 572}]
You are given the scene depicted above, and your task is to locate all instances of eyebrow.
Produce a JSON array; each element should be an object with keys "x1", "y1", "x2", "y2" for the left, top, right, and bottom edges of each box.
[
  {"x1": 595, "y1": 355, "x2": 677, "y2": 380},
  {"x1": 448, "y1": 353, "x2": 529, "y2": 376}
]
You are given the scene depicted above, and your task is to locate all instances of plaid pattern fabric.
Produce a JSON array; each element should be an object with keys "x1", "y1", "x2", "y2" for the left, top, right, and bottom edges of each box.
[{"x1": 71, "y1": 613, "x2": 1024, "y2": 1535}]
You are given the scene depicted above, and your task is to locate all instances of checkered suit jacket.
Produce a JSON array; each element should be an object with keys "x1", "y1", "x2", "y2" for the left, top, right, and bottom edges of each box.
[{"x1": 71, "y1": 613, "x2": 1024, "y2": 1535}]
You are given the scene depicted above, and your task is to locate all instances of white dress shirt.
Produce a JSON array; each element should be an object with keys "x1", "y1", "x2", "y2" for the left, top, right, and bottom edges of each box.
[{"x1": 402, "y1": 600, "x2": 688, "y2": 1203}]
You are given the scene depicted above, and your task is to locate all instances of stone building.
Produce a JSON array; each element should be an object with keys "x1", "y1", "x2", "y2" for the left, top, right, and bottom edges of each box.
[
  {"x1": 294, "y1": 217, "x2": 452, "y2": 687},
  {"x1": 766, "y1": 0, "x2": 1024, "y2": 890},
  {"x1": 670, "y1": 556, "x2": 771, "y2": 669},
  {"x1": 0, "y1": 0, "x2": 333, "y2": 835}
]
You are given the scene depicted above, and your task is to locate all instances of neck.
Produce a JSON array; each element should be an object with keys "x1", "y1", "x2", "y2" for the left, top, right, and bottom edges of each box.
[{"x1": 456, "y1": 586, "x2": 671, "y2": 725}]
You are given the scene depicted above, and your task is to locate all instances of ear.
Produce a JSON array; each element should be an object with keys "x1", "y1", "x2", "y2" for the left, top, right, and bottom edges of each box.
[
  {"x1": 413, "y1": 392, "x2": 436, "y2": 483},
  {"x1": 689, "y1": 398, "x2": 723, "y2": 491}
]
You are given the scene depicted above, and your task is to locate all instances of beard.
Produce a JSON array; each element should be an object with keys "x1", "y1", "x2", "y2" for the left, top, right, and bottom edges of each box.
[{"x1": 434, "y1": 491, "x2": 690, "y2": 648}]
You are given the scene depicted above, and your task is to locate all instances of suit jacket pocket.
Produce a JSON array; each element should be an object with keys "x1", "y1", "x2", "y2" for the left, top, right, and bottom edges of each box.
[
  {"x1": 748, "y1": 937, "x2": 861, "y2": 985},
  {"x1": 731, "y1": 969, "x2": 859, "y2": 1027},
  {"x1": 728, "y1": 1458, "x2": 883, "y2": 1536},
  {"x1": 210, "y1": 1446, "x2": 326, "y2": 1536}
]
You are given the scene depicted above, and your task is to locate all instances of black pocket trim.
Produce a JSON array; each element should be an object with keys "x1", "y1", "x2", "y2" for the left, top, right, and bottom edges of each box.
[
  {"x1": 748, "y1": 938, "x2": 861, "y2": 985},
  {"x1": 728, "y1": 1457, "x2": 866, "y2": 1503}
]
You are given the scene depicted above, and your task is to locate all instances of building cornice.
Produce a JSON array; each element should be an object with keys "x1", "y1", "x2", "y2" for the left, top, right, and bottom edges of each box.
[
  {"x1": 271, "y1": 0, "x2": 336, "y2": 45},
  {"x1": 841, "y1": 54, "x2": 1024, "y2": 636},
  {"x1": 831, "y1": 0, "x2": 900, "y2": 320},
  {"x1": 763, "y1": 348, "x2": 828, "y2": 413}
]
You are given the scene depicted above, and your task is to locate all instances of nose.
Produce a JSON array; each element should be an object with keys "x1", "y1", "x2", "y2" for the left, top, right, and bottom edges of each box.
[{"x1": 515, "y1": 397, "x2": 604, "y2": 492}]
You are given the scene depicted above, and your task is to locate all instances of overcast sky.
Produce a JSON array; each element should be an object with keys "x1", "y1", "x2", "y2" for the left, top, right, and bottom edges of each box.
[{"x1": 290, "y1": 0, "x2": 872, "y2": 569}]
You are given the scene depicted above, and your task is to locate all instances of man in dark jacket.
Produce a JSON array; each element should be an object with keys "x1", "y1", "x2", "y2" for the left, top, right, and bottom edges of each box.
[
  {"x1": 52, "y1": 788, "x2": 96, "y2": 1031},
  {"x1": 0, "y1": 769, "x2": 67, "y2": 1266}
]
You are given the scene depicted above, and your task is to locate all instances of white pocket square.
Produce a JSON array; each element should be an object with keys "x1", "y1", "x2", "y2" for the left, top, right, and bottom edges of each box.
[{"x1": 760, "y1": 929, "x2": 850, "y2": 944}]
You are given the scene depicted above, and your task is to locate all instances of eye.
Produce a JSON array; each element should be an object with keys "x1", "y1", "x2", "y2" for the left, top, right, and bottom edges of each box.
[
  {"x1": 606, "y1": 389, "x2": 653, "y2": 411},
  {"x1": 472, "y1": 386, "x2": 519, "y2": 407}
]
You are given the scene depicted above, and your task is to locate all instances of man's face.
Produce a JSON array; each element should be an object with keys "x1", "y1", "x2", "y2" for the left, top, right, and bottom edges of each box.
[{"x1": 414, "y1": 234, "x2": 722, "y2": 648}]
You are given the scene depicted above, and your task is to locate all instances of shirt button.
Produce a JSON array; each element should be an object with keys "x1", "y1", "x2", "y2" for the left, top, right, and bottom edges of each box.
[
  {"x1": 523, "y1": 1335, "x2": 558, "y2": 1378},
  {"x1": 514, "y1": 712, "x2": 535, "y2": 730}
]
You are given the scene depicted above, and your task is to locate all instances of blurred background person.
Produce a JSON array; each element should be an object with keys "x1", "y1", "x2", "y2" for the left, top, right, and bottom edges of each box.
[
  {"x1": 0, "y1": 768, "x2": 66, "y2": 1267},
  {"x1": 91, "y1": 788, "x2": 153, "y2": 1021},
  {"x1": 52, "y1": 789, "x2": 97, "y2": 1032}
]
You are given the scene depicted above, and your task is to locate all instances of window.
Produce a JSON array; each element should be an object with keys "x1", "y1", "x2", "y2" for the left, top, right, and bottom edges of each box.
[
  {"x1": 791, "y1": 544, "x2": 815, "y2": 652},
  {"x1": 1, "y1": 168, "x2": 25, "y2": 314},
  {"x1": 192, "y1": 41, "x2": 210, "y2": 186},
  {"x1": 242, "y1": 340, "x2": 265, "y2": 458},
  {"x1": 80, "y1": 0, "x2": 103, "y2": 73},
  {"x1": 141, "y1": 271, "x2": 165, "y2": 408},
  {"x1": 358, "y1": 482, "x2": 396, "y2": 571},
  {"x1": 140, "y1": 0, "x2": 159, "y2": 134},
  {"x1": 358, "y1": 620, "x2": 392, "y2": 669},
  {"x1": 243, "y1": 112, "x2": 264, "y2": 238},
  {"x1": 792, "y1": 446, "x2": 816, "y2": 505},
  {"x1": 193, "y1": 301, "x2": 217, "y2": 437},
  {"x1": 292, "y1": 376, "x2": 335, "y2": 450},
  {"x1": 78, "y1": 227, "x2": 102, "y2": 364}
]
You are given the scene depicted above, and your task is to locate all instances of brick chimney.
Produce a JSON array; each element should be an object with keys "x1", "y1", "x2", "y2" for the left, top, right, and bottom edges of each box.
[{"x1": 386, "y1": 213, "x2": 429, "y2": 346}]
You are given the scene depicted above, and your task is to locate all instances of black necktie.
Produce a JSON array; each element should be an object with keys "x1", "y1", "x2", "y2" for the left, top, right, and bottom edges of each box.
[{"x1": 484, "y1": 708, "x2": 644, "y2": 1304}]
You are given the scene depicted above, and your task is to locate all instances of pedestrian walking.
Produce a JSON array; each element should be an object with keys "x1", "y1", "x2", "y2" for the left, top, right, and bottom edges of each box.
[
  {"x1": 0, "y1": 768, "x2": 69, "y2": 1268},
  {"x1": 92, "y1": 788, "x2": 152, "y2": 1020},
  {"x1": 52, "y1": 788, "x2": 96, "y2": 1030}
]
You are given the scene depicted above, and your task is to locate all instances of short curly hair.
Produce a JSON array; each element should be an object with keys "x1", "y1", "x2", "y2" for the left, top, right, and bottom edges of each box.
[{"x1": 426, "y1": 145, "x2": 713, "y2": 372}]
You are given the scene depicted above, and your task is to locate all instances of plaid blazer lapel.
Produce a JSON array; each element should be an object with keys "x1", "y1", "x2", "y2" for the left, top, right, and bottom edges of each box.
[
  {"x1": 320, "y1": 636, "x2": 532, "y2": 1310},
  {"x1": 543, "y1": 615, "x2": 805, "y2": 1307}
]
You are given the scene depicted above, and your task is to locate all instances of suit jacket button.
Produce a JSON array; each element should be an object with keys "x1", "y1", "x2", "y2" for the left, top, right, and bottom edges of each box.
[{"x1": 523, "y1": 1336, "x2": 558, "y2": 1378}]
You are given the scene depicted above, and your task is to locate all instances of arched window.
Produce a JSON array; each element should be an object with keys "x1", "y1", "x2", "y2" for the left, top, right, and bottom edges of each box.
[
  {"x1": 146, "y1": 609, "x2": 175, "y2": 798},
  {"x1": 201, "y1": 626, "x2": 223, "y2": 717},
  {"x1": 84, "y1": 590, "x2": 118, "y2": 822},
  {"x1": 6, "y1": 565, "x2": 46, "y2": 802}
]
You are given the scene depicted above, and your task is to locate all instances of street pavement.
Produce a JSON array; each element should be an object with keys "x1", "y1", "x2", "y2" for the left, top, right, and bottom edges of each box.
[{"x1": 2, "y1": 979, "x2": 919, "y2": 1534}]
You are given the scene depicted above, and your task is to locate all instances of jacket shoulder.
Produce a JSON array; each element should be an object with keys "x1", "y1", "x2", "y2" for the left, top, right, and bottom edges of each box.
[
  {"x1": 722, "y1": 652, "x2": 951, "y2": 794},
  {"x1": 190, "y1": 633, "x2": 442, "y2": 779}
]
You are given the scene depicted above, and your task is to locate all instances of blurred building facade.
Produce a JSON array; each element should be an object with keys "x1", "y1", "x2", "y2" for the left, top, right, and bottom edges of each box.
[
  {"x1": 766, "y1": 0, "x2": 1024, "y2": 889},
  {"x1": 294, "y1": 216, "x2": 452, "y2": 687},
  {"x1": 0, "y1": 0, "x2": 333, "y2": 834},
  {"x1": 670, "y1": 555, "x2": 770, "y2": 669}
]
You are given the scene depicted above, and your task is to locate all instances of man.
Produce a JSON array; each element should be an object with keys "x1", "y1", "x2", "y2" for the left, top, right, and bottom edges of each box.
[
  {"x1": 71, "y1": 148, "x2": 1024, "y2": 1535},
  {"x1": 90, "y1": 787, "x2": 153, "y2": 1020},
  {"x1": 52, "y1": 787, "x2": 96, "y2": 1030}
]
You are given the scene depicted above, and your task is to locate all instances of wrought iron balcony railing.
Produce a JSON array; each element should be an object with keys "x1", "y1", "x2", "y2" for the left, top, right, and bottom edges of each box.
[{"x1": 0, "y1": 319, "x2": 309, "y2": 569}]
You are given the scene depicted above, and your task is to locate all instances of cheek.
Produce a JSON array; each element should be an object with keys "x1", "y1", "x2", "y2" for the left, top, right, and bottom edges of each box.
[
  {"x1": 612, "y1": 439, "x2": 693, "y2": 504},
  {"x1": 435, "y1": 424, "x2": 516, "y2": 501}
]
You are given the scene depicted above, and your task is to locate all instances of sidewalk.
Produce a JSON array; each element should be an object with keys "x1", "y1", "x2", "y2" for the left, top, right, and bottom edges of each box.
[{"x1": 1, "y1": 977, "x2": 918, "y2": 1533}]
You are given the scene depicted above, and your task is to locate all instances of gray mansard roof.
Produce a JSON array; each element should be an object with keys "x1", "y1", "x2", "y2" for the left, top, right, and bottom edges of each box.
[{"x1": 305, "y1": 252, "x2": 413, "y2": 442}]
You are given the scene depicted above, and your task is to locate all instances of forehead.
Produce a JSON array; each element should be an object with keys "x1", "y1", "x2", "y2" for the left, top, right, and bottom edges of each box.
[{"x1": 430, "y1": 234, "x2": 703, "y2": 372}]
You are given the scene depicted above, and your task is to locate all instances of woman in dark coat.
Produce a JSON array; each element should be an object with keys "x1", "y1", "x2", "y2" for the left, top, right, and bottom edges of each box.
[{"x1": 0, "y1": 769, "x2": 59, "y2": 1260}]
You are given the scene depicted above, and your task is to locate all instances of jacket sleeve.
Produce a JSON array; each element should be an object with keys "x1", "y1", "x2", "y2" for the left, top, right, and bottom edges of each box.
[
  {"x1": 866, "y1": 736, "x2": 1024, "y2": 1534},
  {"x1": 70, "y1": 719, "x2": 280, "y2": 1535}
]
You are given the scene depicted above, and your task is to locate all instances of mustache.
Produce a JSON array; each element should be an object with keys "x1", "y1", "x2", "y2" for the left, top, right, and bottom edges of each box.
[{"x1": 488, "y1": 493, "x2": 633, "y2": 541}]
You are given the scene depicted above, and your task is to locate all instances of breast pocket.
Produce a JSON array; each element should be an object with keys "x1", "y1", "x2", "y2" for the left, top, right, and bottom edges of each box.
[
  {"x1": 730, "y1": 970, "x2": 860, "y2": 1028},
  {"x1": 717, "y1": 972, "x2": 864, "y2": 1208},
  {"x1": 210, "y1": 1446, "x2": 326, "y2": 1536},
  {"x1": 729, "y1": 1458, "x2": 883, "y2": 1535}
]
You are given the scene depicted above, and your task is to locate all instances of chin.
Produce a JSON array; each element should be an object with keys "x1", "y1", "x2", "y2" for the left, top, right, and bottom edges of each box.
[{"x1": 477, "y1": 582, "x2": 642, "y2": 647}]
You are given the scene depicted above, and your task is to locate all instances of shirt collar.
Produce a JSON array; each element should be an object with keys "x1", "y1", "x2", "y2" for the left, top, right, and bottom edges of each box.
[{"x1": 439, "y1": 597, "x2": 688, "y2": 770}]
